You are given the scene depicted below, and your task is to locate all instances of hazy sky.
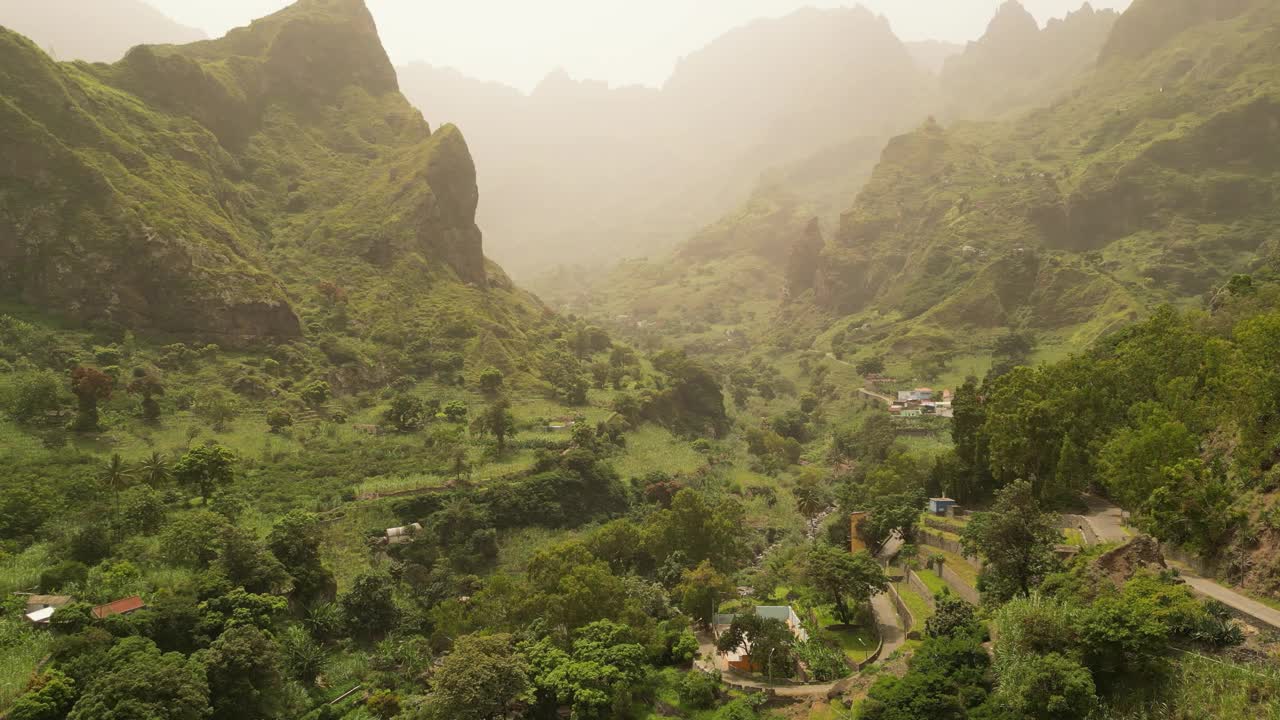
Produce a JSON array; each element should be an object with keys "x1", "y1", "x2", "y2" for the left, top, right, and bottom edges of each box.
[{"x1": 148, "y1": 0, "x2": 1132, "y2": 91}]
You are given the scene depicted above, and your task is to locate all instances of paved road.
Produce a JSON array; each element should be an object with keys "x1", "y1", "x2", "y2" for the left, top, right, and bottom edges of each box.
[
  {"x1": 1075, "y1": 497, "x2": 1280, "y2": 633},
  {"x1": 1179, "y1": 575, "x2": 1280, "y2": 633},
  {"x1": 1080, "y1": 495, "x2": 1131, "y2": 543},
  {"x1": 870, "y1": 591, "x2": 905, "y2": 659}
]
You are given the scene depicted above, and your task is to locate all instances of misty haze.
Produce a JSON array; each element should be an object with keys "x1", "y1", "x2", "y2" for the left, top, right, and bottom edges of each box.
[{"x1": 1, "y1": 1, "x2": 1278, "y2": 719}]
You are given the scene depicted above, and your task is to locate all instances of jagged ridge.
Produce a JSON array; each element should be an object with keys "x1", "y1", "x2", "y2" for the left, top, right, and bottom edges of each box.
[{"x1": 0, "y1": 0, "x2": 490, "y2": 343}]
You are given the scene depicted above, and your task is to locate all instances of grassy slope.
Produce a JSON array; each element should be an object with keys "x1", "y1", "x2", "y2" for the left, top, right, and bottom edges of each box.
[{"x1": 816, "y1": 0, "x2": 1280, "y2": 369}]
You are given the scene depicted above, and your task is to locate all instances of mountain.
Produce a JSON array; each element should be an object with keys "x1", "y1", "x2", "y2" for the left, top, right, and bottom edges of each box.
[
  {"x1": 399, "y1": 6, "x2": 931, "y2": 279},
  {"x1": 813, "y1": 0, "x2": 1280, "y2": 361},
  {"x1": 0, "y1": 0, "x2": 548, "y2": 362},
  {"x1": 939, "y1": 1, "x2": 1119, "y2": 120},
  {"x1": 0, "y1": 0, "x2": 205, "y2": 62},
  {"x1": 906, "y1": 40, "x2": 963, "y2": 74}
]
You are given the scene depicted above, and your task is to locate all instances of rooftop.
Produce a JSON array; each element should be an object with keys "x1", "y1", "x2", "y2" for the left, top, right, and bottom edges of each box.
[{"x1": 92, "y1": 596, "x2": 146, "y2": 619}]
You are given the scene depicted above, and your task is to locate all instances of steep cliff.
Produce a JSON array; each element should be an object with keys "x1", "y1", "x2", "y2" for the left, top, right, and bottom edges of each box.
[
  {"x1": 0, "y1": 0, "x2": 496, "y2": 344},
  {"x1": 940, "y1": 1, "x2": 1119, "y2": 121},
  {"x1": 817, "y1": 0, "x2": 1280, "y2": 354}
]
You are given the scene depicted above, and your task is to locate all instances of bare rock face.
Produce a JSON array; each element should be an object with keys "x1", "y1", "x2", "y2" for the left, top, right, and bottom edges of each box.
[{"x1": 1094, "y1": 536, "x2": 1169, "y2": 587}]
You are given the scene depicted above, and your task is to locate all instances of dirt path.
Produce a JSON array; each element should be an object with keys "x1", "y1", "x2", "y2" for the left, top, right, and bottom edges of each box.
[{"x1": 858, "y1": 388, "x2": 894, "y2": 405}]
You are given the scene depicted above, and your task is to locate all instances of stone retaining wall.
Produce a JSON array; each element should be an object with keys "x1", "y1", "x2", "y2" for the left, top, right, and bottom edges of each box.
[{"x1": 886, "y1": 584, "x2": 920, "y2": 640}]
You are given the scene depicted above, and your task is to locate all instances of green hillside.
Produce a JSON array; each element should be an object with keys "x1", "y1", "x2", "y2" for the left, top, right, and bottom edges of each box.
[
  {"x1": 0, "y1": 0, "x2": 547, "y2": 365},
  {"x1": 814, "y1": 0, "x2": 1280, "y2": 370}
]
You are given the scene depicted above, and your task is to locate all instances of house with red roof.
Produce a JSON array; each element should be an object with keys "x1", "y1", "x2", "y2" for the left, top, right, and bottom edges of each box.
[{"x1": 92, "y1": 596, "x2": 146, "y2": 619}]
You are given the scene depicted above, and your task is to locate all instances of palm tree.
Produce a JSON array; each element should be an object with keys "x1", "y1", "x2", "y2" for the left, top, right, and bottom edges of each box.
[
  {"x1": 138, "y1": 451, "x2": 171, "y2": 487},
  {"x1": 102, "y1": 453, "x2": 134, "y2": 507}
]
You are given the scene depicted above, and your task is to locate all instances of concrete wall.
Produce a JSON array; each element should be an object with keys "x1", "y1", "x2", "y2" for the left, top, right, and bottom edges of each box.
[
  {"x1": 918, "y1": 529, "x2": 983, "y2": 571},
  {"x1": 918, "y1": 528, "x2": 965, "y2": 556},
  {"x1": 886, "y1": 584, "x2": 921, "y2": 640},
  {"x1": 1059, "y1": 515, "x2": 1100, "y2": 546},
  {"x1": 938, "y1": 563, "x2": 981, "y2": 605},
  {"x1": 907, "y1": 570, "x2": 938, "y2": 609}
]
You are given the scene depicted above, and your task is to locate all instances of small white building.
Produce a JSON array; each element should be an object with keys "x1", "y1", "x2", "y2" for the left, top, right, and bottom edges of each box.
[{"x1": 385, "y1": 523, "x2": 423, "y2": 545}]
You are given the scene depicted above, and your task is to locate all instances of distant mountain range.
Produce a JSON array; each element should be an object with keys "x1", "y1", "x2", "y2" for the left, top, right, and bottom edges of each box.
[
  {"x1": 399, "y1": 6, "x2": 933, "y2": 279},
  {"x1": 0, "y1": 0, "x2": 205, "y2": 62}
]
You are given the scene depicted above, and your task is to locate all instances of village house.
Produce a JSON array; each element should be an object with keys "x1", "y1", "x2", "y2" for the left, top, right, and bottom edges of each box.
[
  {"x1": 92, "y1": 596, "x2": 146, "y2": 619},
  {"x1": 23, "y1": 595, "x2": 73, "y2": 625},
  {"x1": 713, "y1": 606, "x2": 809, "y2": 673},
  {"x1": 385, "y1": 523, "x2": 424, "y2": 545}
]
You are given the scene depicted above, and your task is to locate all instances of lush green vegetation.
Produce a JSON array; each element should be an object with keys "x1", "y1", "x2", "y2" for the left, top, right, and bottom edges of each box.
[{"x1": 4, "y1": 0, "x2": 1280, "y2": 719}]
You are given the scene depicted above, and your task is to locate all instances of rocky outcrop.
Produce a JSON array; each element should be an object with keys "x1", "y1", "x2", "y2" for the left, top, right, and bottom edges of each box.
[{"x1": 1094, "y1": 536, "x2": 1168, "y2": 587}]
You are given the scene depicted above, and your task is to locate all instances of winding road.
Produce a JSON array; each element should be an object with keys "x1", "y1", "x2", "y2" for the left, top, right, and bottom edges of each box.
[{"x1": 1076, "y1": 498, "x2": 1280, "y2": 633}]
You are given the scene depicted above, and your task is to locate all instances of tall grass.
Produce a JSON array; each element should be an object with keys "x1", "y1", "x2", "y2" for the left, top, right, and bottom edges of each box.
[
  {"x1": 1101, "y1": 652, "x2": 1280, "y2": 720},
  {"x1": 612, "y1": 425, "x2": 706, "y2": 481},
  {"x1": 0, "y1": 543, "x2": 52, "y2": 595},
  {"x1": 0, "y1": 619, "x2": 53, "y2": 710}
]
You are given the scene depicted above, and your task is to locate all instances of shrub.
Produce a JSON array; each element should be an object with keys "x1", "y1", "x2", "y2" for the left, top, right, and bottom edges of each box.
[{"x1": 677, "y1": 670, "x2": 719, "y2": 710}]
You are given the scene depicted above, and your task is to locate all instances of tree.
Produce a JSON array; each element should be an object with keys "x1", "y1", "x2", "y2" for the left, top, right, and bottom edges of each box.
[
  {"x1": 138, "y1": 451, "x2": 171, "y2": 487},
  {"x1": 794, "y1": 470, "x2": 832, "y2": 518},
  {"x1": 340, "y1": 573, "x2": 399, "y2": 638},
  {"x1": 715, "y1": 614, "x2": 797, "y2": 679},
  {"x1": 442, "y1": 400, "x2": 468, "y2": 423},
  {"x1": 995, "y1": 652, "x2": 1096, "y2": 720},
  {"x1": 279, "y1": 625, "x2": 327, "y2": 684},
  {"x1": 173, "y1": 444, "x2": 236, "y2": 504},
  {"x1": 478, "y1": 367, "x2": 505, "y2": 395},
  {"x1": 8, "y1": 671, "x2": 75, "y2": 720},
  {"x1": 960, "y1": 480, "x2": 1060, "y2": 602},
  {"x1": 127, "y1": 372, "x2": 165, "y2": 422},
  {"x1": 268, "y1": 511, "x2": 334, "y2": 604},
  {"x1": 383, "y1": 394, "x2": 428, "y2": 432},
  {"x1": 472, "y1": 398, "x2": 517, "y2": 451},
  {"x1": 855, "y1": 356, "x2": 886, "y2": 376},
  {"x1": 925, "y1": 595, "x2": 980, "y2": 640},
  {"x1": 218, "y1": 526, "x2": 289, "y2": 594},
  {"x1": 119, "y1": 485, "x2": 166, "y2": 534},
  {"x1": 192, "y1": 388, "x2": 239, "y2": 432},
  {"x1": 0, "y1": 369, "x2": 63, "y2": 423},
  {"x1": 676, "y1": 561, "x2": 735, "y2": 628},
  {"x1": 424, "y1": 634, "x2": 529, "y2": 720},
  {"x1": 806, "y1": 545, "x2": 889, "y2": 625},
  {"x1": 301, "y1": 380, "x2": 331, "y2": 408},
  {"x1": 677, "y1": 671, "x2": 719, "y2": 709},
  {"x1": 70, "y1": 365, "x2": 113, "y2": 432},
  {"x1": 199, "y1": 625, "x2": 283, "y2": 720},
  {"x1": 860, "y1": 493, "x2": 924, "y2": 548},
  {"x1": 266, "y1": 408, "x2": 294, "y2": 433},
  {"x1": 66, "y1": 638, "x2": 210, "y2": 720},
  {"x1": 101, "y1": 453, "x2": 134, "y2": 508},
  {"x1": 161, "y1": 510, "x2": 232, "y2": 568}
]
